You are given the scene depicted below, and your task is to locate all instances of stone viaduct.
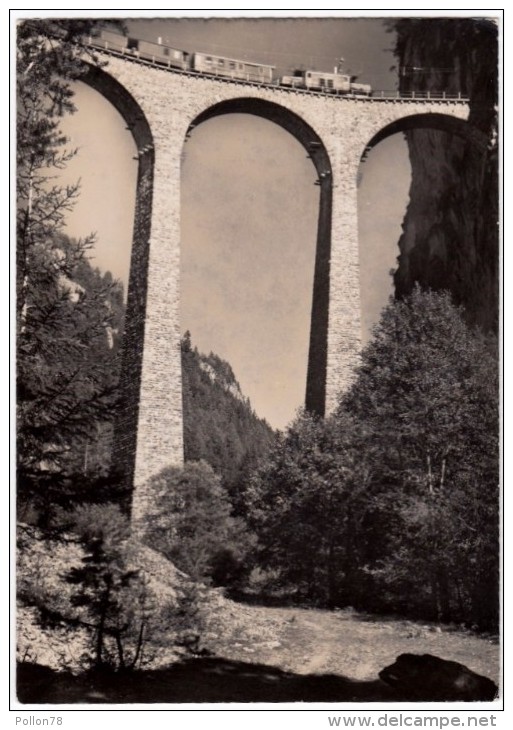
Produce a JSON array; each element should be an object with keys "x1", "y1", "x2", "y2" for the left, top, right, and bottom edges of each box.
[{"x1": 81, "y1": 50, "x2": 472, "y2": 523}]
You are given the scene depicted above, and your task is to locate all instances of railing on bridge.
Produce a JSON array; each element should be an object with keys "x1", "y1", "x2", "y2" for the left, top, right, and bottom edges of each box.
[{"x1": 372, "y1": 90, "x2": 466, "y2": 101}]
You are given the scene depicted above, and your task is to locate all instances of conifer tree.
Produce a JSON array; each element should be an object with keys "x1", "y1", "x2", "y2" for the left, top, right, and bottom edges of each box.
[{"x1": 16, "y1": 20, "x2": 125, "y2": 516}]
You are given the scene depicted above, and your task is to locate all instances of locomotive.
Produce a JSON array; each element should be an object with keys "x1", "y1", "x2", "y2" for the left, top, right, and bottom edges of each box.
[
  {"x1": 89, "y1": 29, "x2": 372, "y2": 96},
  {"x1": 280, "y1": 65, "x2": 372, "y2": 96}
]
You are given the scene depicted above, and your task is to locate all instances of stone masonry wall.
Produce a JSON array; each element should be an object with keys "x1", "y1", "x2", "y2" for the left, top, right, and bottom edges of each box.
[{"x1": 89, "y1": 53, "x2": 469, "y2": 526}]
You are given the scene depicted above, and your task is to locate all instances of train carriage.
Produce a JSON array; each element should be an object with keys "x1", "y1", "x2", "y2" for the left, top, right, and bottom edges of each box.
[
  {"x1": 91, "y1": 31, "x2": 188, "y2": 69},
  {"x1": 91, "y1": 29, "x2": 128, "y2": 53},
  {"x1": 136, "y1": 39, "x2": 188, "y2": 69},
  {"x1": 89, "y1": 30, "x2": 372, "y2": 96},
  {"x1": 191, "y1": 52, "x2": 275, "y2": 83}
]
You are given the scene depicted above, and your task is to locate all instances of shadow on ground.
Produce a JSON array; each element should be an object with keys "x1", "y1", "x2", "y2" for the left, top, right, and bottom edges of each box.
[
  {"x1": 17, "y1": 657, "x2": 403, "y2": 704},
  {"x1": 17, "y1": 653, "x2": 498, "y2": 704}
]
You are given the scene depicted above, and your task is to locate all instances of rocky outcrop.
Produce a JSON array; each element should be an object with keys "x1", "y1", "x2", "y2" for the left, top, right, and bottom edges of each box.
[
  {"x1": 391, "y1": 18, "x2": 499, "y2": 332},
  {"x1": 17, "y1": 524, "x2": 284, "y2": 673}
]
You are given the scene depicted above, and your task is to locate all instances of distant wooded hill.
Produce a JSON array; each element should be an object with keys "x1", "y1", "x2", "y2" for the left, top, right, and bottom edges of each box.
[{"x1": 181, "y1": 332, "x2": 276, "y2": 512}]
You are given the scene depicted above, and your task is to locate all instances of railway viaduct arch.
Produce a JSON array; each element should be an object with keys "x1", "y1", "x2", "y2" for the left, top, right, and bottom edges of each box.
[{"x1": 81, "y1": 52, "x2": 472, "y2": 524}]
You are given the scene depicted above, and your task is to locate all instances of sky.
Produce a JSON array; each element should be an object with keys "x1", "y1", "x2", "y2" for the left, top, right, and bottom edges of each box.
[{"x1": 59, "y1": 17, "x2": 410, "y2": 430}]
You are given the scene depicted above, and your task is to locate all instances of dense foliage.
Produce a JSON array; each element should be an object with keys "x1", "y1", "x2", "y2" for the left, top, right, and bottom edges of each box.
[
  {"x1": 17, "y1": 231, "x2": 125, "y2": 517},
  {"x1": 143, "y1": 461, "x2": 256, "y2": 586},
  {"x1": 247, "y1": 289, "x2": 499, "y2": 629}
]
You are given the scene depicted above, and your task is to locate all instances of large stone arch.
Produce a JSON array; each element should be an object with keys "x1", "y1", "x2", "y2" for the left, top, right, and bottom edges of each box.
[
  {"x1": 360, "y1": 111, "x2": 488, "y2": 161},
  {"x1": 186, "y1": 97, "x2": 334, "y2": 418}
]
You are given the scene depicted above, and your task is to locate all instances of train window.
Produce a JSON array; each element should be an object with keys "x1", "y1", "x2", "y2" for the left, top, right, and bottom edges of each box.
[
  {"x1": 127, "y1": 38, "x2": 138, "y2": 50},
  {"x1": 218, "y1": 59, "x2": 224, "y2": 66},
  {"x1": 306, "y1": 72, "x2": 311, "y2": 78},
  {"x1": 205, "y1": 56, "x2": 212, "y2": 63},
  {"x1": 229, "y1": 61, "x2": 236, "y2": 69},
  {"x1": 319, "y1": 78, "x2": 326, "y2": 86},
  {"x1": 162, "y1": 47, "x2": 170, "y2": 56},
  {"x1": 327, "y1": 79, "x2": 334, "y2": 88}
]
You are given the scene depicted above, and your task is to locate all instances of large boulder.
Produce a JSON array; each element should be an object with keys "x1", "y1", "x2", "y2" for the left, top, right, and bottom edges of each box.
[{"x1": 379, "y1": 653, "x2": 498, "y2": 701}]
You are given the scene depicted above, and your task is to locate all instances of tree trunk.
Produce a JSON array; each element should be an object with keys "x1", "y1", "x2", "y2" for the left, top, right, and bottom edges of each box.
[{"x1": 115, "y1": 629, "x2": 125, "y2": 670}]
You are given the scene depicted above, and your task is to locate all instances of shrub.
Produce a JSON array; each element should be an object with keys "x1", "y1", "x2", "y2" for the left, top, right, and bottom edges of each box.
[{"x1": 144, "y1": 461, "x2": 256, "y2": 586}]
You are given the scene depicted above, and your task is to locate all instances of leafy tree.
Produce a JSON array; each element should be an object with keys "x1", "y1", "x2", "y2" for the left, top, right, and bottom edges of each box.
[
  {"x1": 246, "y1": 288, "x2": 499, "y2": 629},
  {"x1": 245, "y1": 410, "x2": 378, "y2": 606},
  {"x1": 340, "y1": 287, "x2": 499, "y2": 627},
  {"x1": 144, "y1": 461, "x2": 256, "y2": 586}
]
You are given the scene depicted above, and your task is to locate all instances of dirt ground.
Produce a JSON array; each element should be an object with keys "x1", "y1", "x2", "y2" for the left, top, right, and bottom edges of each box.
[
  {"x1": 204, "y1": 604, "x2": 500, "y2": 685},
  {"x1": 17, "y1": 603, "x2": 500, "y2": 704}
]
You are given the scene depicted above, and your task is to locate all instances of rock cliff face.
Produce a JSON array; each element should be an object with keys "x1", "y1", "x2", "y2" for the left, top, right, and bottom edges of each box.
[{"x1": 391, "y1": 18, "x2": 498, "y2": 332}]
